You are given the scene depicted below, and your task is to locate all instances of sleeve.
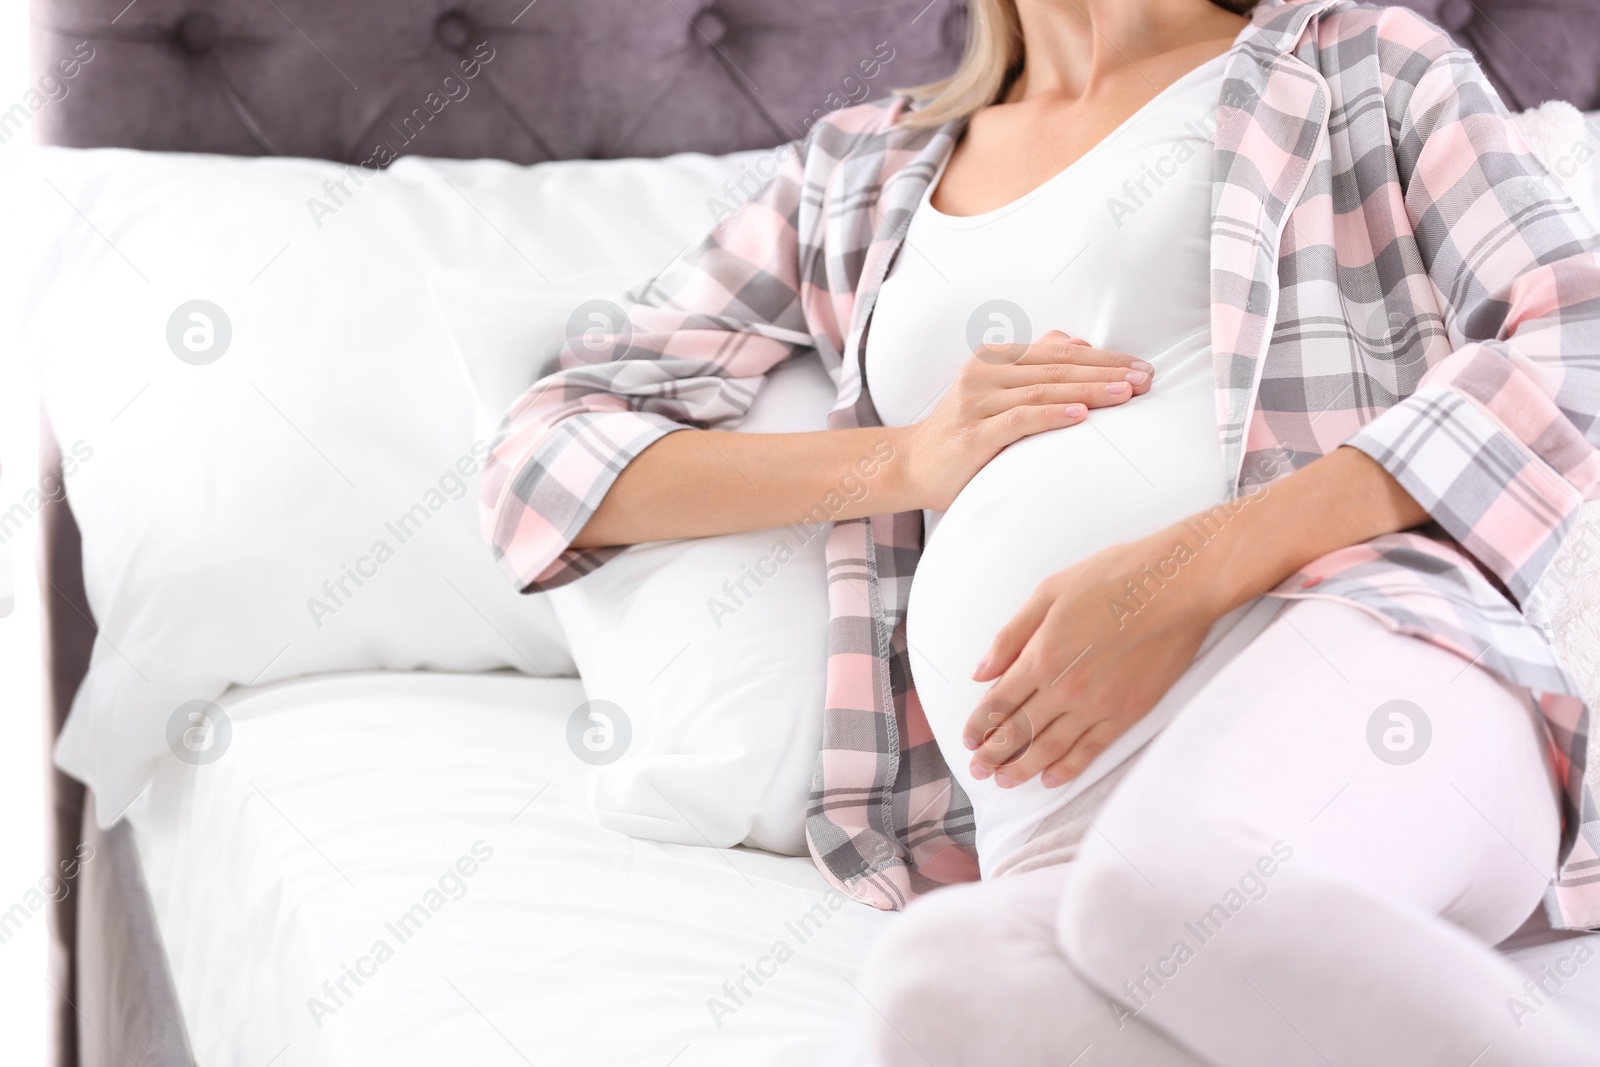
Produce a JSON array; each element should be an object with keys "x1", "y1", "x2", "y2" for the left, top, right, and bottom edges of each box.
[
  {"x1": 1344, "y1": 46, "x2": 1600, "y2": 605},
  {"x1": 478, "y1": 141, "x2": 825, "y2": 592}
]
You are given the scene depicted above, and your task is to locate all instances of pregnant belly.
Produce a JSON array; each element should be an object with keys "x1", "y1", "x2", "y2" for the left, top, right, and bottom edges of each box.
[{"x1": 905, "y1": 370, "x2": 1228, "y2": 862}]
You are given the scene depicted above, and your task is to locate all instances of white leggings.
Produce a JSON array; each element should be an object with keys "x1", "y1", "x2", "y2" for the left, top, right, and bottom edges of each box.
[{"x1": 850, "y1": 599, "x2": 1594, "y2": 1067}]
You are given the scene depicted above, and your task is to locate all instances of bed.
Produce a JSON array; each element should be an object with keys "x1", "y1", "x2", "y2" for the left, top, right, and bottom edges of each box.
[
  {"x1": 25, "y1": 1, "x2": 1600, "y2": 1065},
  {"x1": 126, "y1": 671, "x2": 894, "y2": 1066}
]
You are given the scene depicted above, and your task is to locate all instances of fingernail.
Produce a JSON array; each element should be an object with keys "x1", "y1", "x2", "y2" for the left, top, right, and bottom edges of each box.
[
  {"x1": 963, "y1": 735, "x2": 979, "y2": 751},
  {"x1": 1131, "y1": 360, "x2": 1153, "y2": 373},
  {"x1": 1063, "y1": 404, "x2": 1086, "y2": 419},
  {"x1": 1105, "y1": 381, "x2": 1130, "y2": 395},
  {"x1": 970, "y1": 763, "x2": 992, "y2": 781},
  {"x1": 971, "y1": 655, "x2": 988, "y2": 678},
  {"x1": 1124, "y1": 370, "x2": 1149, "y2": 386},
  {"x1": 994, "y1": 772, "x2": 1013, "y2": 789},
  {"x1": 1041, "y1": 772, "x2": 1059, "y2": 788}
]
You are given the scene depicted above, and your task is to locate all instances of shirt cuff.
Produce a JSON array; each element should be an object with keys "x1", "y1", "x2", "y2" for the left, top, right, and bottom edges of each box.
[
  {"x1": 1343, "y1": 381, "x2": 1582, "y2": 605},
  {"x1": 485, "y1": 409, "x2": 688, "y2": 592}
]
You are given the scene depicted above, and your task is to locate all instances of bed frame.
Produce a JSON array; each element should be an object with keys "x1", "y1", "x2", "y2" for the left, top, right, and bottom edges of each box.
[{"x1": 29, "y1": 0, "x2": 1600, "y2": 1064}]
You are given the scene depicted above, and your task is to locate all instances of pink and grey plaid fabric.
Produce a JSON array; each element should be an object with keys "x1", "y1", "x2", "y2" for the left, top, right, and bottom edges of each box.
[{"x1": 482, "y1": 0, "x2": 1600, "y2": 928}]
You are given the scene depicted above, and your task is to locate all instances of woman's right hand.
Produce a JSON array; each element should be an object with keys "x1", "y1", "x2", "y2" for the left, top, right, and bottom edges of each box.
[{"x1": 898, "y1": 330, "x2": 1153, "y2": 510}]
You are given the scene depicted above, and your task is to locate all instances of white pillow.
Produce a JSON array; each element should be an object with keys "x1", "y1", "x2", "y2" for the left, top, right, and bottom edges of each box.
[
  {"x1": 1513, "y1": 103, "x2": 1600, "y2": 223},
  {"x1": 431, "y1": 265, "x2": 644, "y2": 438},
  {"x1": 17, "y1": 145, "x2": 760, "y2": 826},
  {"x1": 432, "y1": 267, "x2": 839, "y2": 855},
  {"x1": 556, "y1": 355, "x2": 838, "y2": 857}
]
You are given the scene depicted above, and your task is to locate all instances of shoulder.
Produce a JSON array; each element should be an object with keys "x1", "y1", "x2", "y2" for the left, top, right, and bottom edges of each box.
[
  {"x1": 1229, "y1": 1, "x2": 1474, "y2": 115},
  {"x1": 1241, "y1": 1, "x2": 1466, "y2": 68},
  {"x1": 1262, "y1": 1, "x2": 1490, "y2": 120},
  {"x1": 806, "y1": 96, "x2": 913, "y2": 138},
  {"x1": 1329, "y1": 3, "x2": 1461, "y2": 55},
  {"x1": 795, "y1": 95, "x2": 947, "y2": 171},
  {"x1": 1301, "y1": 1, "x2": 1468, "y2": 71}
]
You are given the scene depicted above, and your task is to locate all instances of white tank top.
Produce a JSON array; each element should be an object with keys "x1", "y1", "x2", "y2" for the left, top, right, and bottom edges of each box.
[{"x1": 865, "y1": 55, "x2": 1271, "y2": 873}]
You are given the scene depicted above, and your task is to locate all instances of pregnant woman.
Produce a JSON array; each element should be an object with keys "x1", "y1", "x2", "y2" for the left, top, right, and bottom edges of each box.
[{"x1": 481, "y1": 0, "x2": 1600, "y2": 1063}]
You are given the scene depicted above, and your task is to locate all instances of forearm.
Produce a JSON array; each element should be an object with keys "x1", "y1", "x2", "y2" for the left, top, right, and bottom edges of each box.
[
  {"x1": 1192, "y1": 445, "x2": 1429, "y2": 616},
  {"x1": 568, "y1": 335, "x2": 1150, "y2": 550},
  {"x1": 570, "y1": 426, "x2": 913, "y2": 548}
]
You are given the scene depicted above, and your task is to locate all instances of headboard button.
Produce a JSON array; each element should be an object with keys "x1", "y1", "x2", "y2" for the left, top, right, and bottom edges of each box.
[
  {"x1": 174, "y1": 12, "x2": 220, "y2": 54},
  {"x1": 1436, "y1": 0, "x2": 1476, "y2": 33},
  {"x1": 692, "y1": 9, "x2": 729, "y2": 47},
  {"x1": 434, "y1": 10, "x2": 475, "y2": 52}
]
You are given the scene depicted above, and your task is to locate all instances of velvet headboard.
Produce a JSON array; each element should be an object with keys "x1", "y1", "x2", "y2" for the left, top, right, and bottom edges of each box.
[
  {"x1": 28, "y1": 0, "x2": 1600, "y2": 172},
  {"x1": 29, "y1": 0, "x2": 970, "y2": 163},
  {"x1": 25, "y1": 0, "x2": 1600, "y2": 1065}
]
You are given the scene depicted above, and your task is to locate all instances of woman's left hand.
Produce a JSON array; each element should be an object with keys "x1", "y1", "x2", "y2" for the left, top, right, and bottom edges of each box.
[
  {"x1": 963, "y1": 446, "x2": 1432, "y2": 789},
  {"x1": 962, "y1": 524, "x2": 1233, "y2": 789}
]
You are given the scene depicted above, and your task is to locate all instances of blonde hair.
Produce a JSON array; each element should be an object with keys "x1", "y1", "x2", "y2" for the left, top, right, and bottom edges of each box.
[{"x1": 896, "y1": 0, "x2": 1260, "y2": 129}]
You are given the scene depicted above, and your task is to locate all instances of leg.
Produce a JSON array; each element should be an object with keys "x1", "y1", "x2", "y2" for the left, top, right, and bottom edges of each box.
[
  {"x1": 1057, "y1": 598, "x2": 1592, "y2": 1067},
  {"x1": 850, "y1": 864, "x2": 1209, "y2": 1067}
]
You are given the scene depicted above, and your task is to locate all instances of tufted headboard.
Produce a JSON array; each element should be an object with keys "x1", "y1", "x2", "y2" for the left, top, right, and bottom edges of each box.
[
  {"x1": 28, "y1": 0, "x2": 970, "y2": 163},
  {"x1": 27, "y1": 0, "x2": 1600, "y2": 172}
]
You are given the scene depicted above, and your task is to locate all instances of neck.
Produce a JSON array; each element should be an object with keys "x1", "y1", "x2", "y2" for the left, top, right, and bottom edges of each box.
[{"x1": 1008, "y1": 0, "x2": 1248, "y2": 103}]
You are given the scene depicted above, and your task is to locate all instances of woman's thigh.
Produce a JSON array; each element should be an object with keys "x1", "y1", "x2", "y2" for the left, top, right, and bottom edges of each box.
[
  {"x1": 1076, "y1": 596, "x2": 1560, "y2": 939},
  {"x1": 1052, "y1": 597, "x2": 1567, "y2": 1065}
]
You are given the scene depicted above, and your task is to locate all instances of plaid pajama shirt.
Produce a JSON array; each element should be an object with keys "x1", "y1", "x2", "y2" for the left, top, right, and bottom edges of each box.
[{"x1": 482, "y1": 0, "x2": 1600, "y2": 928}]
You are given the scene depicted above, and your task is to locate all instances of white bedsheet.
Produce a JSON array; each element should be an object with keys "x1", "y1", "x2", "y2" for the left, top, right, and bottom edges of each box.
[
  {"x1": 127, "y1": 671, "x2": 890, "y2": 1067},
  {"x1": 129, "y1": 671, "x2": 1600, "y2": 1067}
]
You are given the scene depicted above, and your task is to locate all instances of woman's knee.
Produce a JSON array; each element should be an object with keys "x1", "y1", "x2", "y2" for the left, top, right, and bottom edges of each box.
[
  {"x1": 858, "y1": 883, "x2": 986, "y2": 994},
  {"x1": 853, "y1": 871, "x2": 1076, "y2": 1067},
  {"x1": 1056, "y1": 823, "x2": 1298, "y2": 996},
  {"x1": 853, "y1": 883, "x2": 1005, "y2": 1066}
]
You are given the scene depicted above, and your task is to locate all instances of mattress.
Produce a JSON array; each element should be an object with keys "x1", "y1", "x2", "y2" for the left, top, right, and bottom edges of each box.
[
  {"x1": 127, "y1": 671, "x2": 1600, "y2": 1067},
  {"x1": 126, "y1": 671, "x2": 890, "y2": 1067}
]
